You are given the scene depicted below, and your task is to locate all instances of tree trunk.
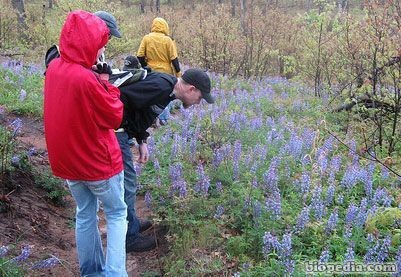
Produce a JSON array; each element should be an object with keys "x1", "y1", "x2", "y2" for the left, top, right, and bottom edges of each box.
[
  {"x1": 240, "y1": 0, "x2": 247, "y2": 34},
  {"x1": 231, "y1": 0, "x2": 236, "y2": 17},
  {"x1": 140, "y1": 0, "x2": 145, "y2": 13},
  {"x1": 11, "y1": 0, "x2": 28, "y2": 29},
  {"x1": 156, "y1": 0, "x2": 160, "y2": 12}
]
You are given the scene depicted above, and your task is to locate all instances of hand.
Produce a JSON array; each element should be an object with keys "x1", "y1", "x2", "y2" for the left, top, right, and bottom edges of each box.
[
  {"x1": 92, "y1": 62, "x2": 112, "y2": 80},
  {"x1": 137, "y1": 143, "x2": 149, "y2": 164}
]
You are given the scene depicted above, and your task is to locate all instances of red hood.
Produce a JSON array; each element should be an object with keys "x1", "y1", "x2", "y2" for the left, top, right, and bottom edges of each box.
[{"x1": 59, "y1": 10, "x2": 109, "y2": 68}]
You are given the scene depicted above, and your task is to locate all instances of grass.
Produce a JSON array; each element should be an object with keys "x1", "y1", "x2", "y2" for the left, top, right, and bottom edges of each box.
[{"x1": 0, "y1": 61, "x2": 44, "y2": 117}]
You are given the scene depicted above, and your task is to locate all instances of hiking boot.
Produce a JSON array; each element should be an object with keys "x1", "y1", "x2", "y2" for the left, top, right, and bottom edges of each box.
[
  {"x1": 139, "y1": 219, "x2": 153, "y2": 233},
  {"x1": 126, "y1": 234, "x2": 156, "y2": 253}
]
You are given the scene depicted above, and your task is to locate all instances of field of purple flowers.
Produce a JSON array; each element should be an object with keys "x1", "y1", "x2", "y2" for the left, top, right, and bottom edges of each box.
[
  {"x1": 1, "y1": 60, "x2": 401, "y2": 276},
  {"x1": 137, "y1": 74, "x2": 401, "y2": 275}
]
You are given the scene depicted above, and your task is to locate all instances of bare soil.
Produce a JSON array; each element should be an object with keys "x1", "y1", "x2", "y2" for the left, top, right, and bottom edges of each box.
[{"x1": 0, "y1": 113, "x2": 168, "y2": 276}]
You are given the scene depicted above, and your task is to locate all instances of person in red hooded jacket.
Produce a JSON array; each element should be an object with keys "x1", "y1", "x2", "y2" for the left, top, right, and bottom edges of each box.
[{"x1": 44, "y1": 10, "x2": 128, "y2": 276}]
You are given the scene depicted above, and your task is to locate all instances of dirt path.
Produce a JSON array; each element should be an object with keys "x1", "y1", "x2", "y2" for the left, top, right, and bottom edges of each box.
[{"x1": 0, "y1": 114, "x2": 166, "y2": 276}]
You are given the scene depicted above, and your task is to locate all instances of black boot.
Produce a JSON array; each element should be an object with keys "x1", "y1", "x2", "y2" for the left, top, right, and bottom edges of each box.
[{"x1": 126, "y1": 234, "x2": 156, "y2": 253}]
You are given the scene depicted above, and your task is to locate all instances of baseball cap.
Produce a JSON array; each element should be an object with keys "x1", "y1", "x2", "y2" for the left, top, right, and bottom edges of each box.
[
  {"x1": 181, "y1": 69, "x2": 214, "y2": 104},
  {"x1": 94, "y1": 11, "x2": 122, "y2": 38},
  {"x1": 123, "y1": 55, "x2": 141, "y2": 70}
]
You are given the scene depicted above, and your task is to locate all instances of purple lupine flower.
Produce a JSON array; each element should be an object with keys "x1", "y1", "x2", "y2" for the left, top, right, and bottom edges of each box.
[
  {"x1": 279, "y1": 233, "x2": 295, "y2": 275},
  {"x1": 254, "y1": 144, "x2": 267, "y2": 161},
  {"x1": 212, "y1": 148, "x2": 224, "y2": 168},
  {"x1": 265, "y1": 193, "x2": 282, "y2": 219},
  {"x1": 10, "y1": 245, "x2": 32, "y2": 263},
  {"x1": 347, "y1": 139, "x2": 359, "y2": 164},
  {"x1": 319, "y1": 248, "x2": 330, "y2": 263},
  {"x1": 153, "y1": 159, "x2": 161, "y2": 170},
  {"x1": 169, "y1": 163, "x2": 183, "y2": 182},
  {"x1": 134, "y1": 163, "x2": 142, "y2": 176},
  {"x1": 195, "y1": 164, "x2": 210, "y2": 196},
  {"x1": 301, "y1": 128, "x2": 316, "y2": 151},
  {"x1": 316, "y1": 149, "x2": 328, "y2": 174},
  {"x1": 355, "y1": 198, "x2": 368, "y2": 227},
  {"x1": 372, "y1": 187, "x2": 393, "y2": 207},
  {"x1": 344, "y1": 244, "x2": 355, "y2": 262},
  {"x1": 262, "y1": 232, "x2": 280, "y2": 256},
  {"x1": 263, "y1": 157, "x2": 280, "y2": 194},
  {"x1": 9, "y1": 118, "x2": 22, "y2": 137},
  {"x1": 360, "y1": 163, "x2": 375, "y2": 198},
  {"x1": 341, "y1": 164, "x2": 360, "y2": 190},
  {"x1": 177, "y1": 180, "x2": 187, "y2": 198},
  {"x1": 344, "y1": 226, "x2": 352, "y2": 239},
  {"x1": 155, "y1": 177, "x2": 161, "y2": 187},
  {"x1": 393, "y1": 246, "x2": 401, "y2": 277},
  {"x1": 30, "y1": 255, "x2": 60, "y2": 269},
  {"x1": 253, "y1": 201, "x2": 262, "y2": 224},
  {"x1": 11, "y1": 155, "x2": 21, "y2": 168},
  {"x1": 295, "y1": 206, "x2": 310, "y2": 232},
  {"x1": 169, "y1": 163, "x2": 187, "y2": 198},
  {"x1": 377, "y1": 236, "x2": 391, "y2": 263},
  {"x1": 325, "y1": 208, "x2": 339, "y2": 235},
  {"x1": 27, "y1": 147, "x2": 37, "y2": 157},
  {"x1": 0, "y1": 246, "x2": 9, "y2": 257},
  {"x1": 337, "y1": 194, "x2": 344, "y2": 205},
  {"x1": 311, "y1": 185, "x2": 325, "y2": 220},
  {"x1": 381, "y1": 166, "x2": 390, "y2": 181},
  {"x1": 19, "y1": 89, "x2": 27, "y2": 102},
  {"x1": 232, "y1": 141, "x2": 242, "y2": 180},
  {"x1": 144, "y1": 191, "x2": 152, "y2": 209},
  {"x1": 212, "y1": 144, "x2": 231, "y2": 168},
  {"x1": 345, "y1": 203, "x2": 359, "y2": 226},
  {"x1": 325, "y1": 184, "x2": 335, "y2": 207},
  {"x1": 147, "y1": 136, "x2": 155, "y2": 157},
  {"x1": 216, "y1": 181, "x2": 223, "y2": 193},
  {"x1": 286, "y1": 132, "x2": 303, "y2": 160},
  {"x1": 214, "y1": 205, "x2": 225, "y2": 219},
  {"x1": 242, "y1": 262, "x2": 251, "y2": 271},
  {"x1": 329, "y1": 155, "x2": 342, "y2": 173},
  {"x1": 189, "y1": 138, "x2": 197, "y2": 159},
  {"x1": 250, "y1": 117, "x2": 263, "y2": 130},
  {"x1": 252, "y1": 178, "x2": 259, "y2": 189},
  {"x1": 296, "y1": 171, "x2": 311, "y2": 199},
  {"x1": 364, "y1": 235, "x2": 391, "y2": 263},
  {"x1": 170, "y1": 134, "x2": 181, "y2": 159}
]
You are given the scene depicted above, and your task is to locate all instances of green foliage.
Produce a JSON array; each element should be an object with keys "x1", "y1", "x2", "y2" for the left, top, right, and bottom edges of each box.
[
  {"x1": 0, "y1": 63, "x2": 44, "y2": 116},
  {"x1": 0, "y1": 124, "x2": 15, "y2": 176},
  {"x1": 0, "y1": 258, "x2": 24, "y2": 277},
  {"x1": 365, "y1": 207, "x2": 401, "y2": 247},
  {"x1": 34, "y1": 170, "x2": 68, "y2": 206}
]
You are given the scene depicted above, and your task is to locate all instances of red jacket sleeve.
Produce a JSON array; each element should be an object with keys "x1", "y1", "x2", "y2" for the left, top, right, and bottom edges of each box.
[{"x1": 87, "y1": 76, "x2": 123, "y2": 129}]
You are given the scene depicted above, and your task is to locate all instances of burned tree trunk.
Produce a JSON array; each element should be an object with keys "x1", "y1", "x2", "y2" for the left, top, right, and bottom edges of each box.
[{"x1": 11, "y1": 0, "x2": 28, "y2": 29}]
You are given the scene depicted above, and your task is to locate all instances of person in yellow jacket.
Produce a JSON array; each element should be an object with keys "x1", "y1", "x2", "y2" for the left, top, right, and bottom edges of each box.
[
  {"x1": 137, "y1": 17, "x2": 182, "y2": 125},
  {"x1": 137, "y1": 17, "x2": 181, "y2": 77}
]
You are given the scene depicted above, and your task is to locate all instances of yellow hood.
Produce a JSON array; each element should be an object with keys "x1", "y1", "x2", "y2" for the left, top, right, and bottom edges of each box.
[{"x1": 151, "y1": 17, "x2": 169, "y2": 35}]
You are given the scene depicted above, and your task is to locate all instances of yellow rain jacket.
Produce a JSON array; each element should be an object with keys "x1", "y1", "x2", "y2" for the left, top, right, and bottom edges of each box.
[{"x1": 137, "y1": 18, "x2": 180, "y2": 76}]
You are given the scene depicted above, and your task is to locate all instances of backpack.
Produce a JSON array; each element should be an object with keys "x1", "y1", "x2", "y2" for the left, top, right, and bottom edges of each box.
[{"x1": 44, "y1": 44, "x2": 147, "y2": 86}]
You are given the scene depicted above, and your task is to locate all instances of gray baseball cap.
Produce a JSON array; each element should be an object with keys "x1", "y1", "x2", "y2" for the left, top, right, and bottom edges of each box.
[{"x1": 94, "y1": 11, "x2": 122, "y2": 38}]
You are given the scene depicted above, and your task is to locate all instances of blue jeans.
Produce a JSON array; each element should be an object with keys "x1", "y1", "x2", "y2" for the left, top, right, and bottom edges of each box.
[
  {"x1": 115, "y1": 132, "x2": 140, "y2": 238},
  {"x1": 158, "y1": 102, "x2": 172, "y2": 121},
  {"x1": 67, "y1": 171, "x2": 128, "y2": 277}
]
